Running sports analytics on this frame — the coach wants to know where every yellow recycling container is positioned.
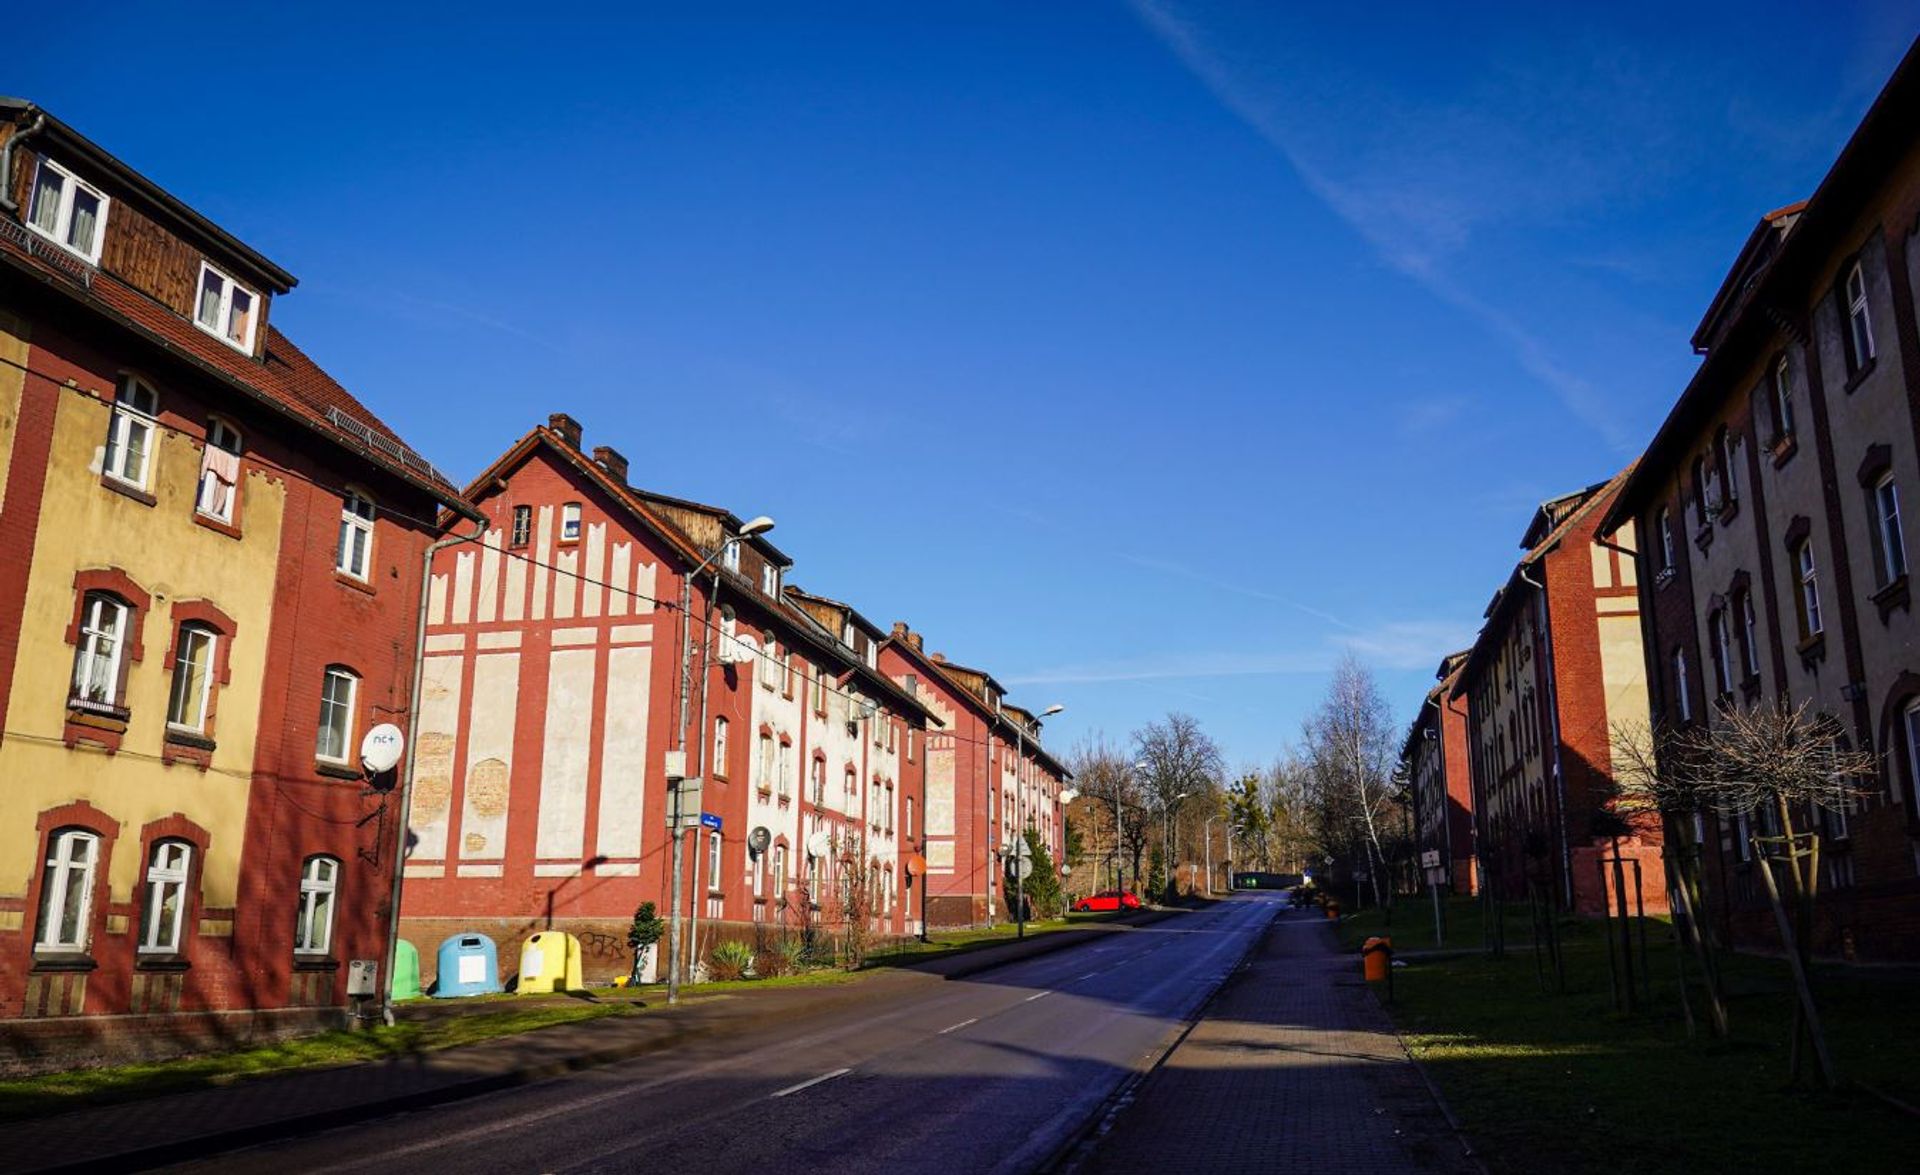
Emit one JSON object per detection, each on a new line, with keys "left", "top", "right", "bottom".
{"left": 517, "top": 931, "right": 583, "bottom": 994}
{"left": 1362, "top": 936, "right": 1393, "bottom": 982}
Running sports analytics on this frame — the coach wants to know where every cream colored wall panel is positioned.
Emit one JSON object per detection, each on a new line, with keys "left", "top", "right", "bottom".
{"left": 609, "top": 542, "right": 632, "bottom": 617}
{"left": 582, "top": 522, "right": 606, "bottom": 618}
{"left": 409, "top": 654, "right": 466, "bottom": 862}
{"left": 554, "top": 548, "right": 578, "bottom": 621}
{"left": 459, "top": 652, "right": 520, "bottom": 860}
{"left": 477, "top": 530, "right": 502, "bottom": 624}
{"left": 534, "top": 647, "right": 597, "bottom": 860}
{"left": 595, "top": 645, "right": 653, "bottom": 861}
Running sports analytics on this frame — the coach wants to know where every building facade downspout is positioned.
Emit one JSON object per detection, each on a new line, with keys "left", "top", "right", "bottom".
{"left": 1520, "top": 561, "right": 1576, "bottom": 910}
{"left": 383, "top": 507, "right": 487, "bottom": 1026}
{"left": 0, "top": 111, "right": 47, "bottom": 217}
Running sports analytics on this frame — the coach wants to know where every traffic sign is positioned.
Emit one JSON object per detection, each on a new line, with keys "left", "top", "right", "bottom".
{"left": 700, "top": 812, "right": 722, "bottom": 831}
{"left": 1420, "top": 849, "right": 1441, "bottom": 869}
{"left": 1009, "top": 839, "right": 1032, "bottom": 862}
{"left": 1006, "top": 856, "right": 1033, "bottom": 881}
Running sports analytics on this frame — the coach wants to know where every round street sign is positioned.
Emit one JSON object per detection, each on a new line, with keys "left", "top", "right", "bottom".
{"left": 1009, "top": 839, "right": 1032, "bottom": 862}
{"left": 361, "top": 723, "right": 405, "bottom": 775}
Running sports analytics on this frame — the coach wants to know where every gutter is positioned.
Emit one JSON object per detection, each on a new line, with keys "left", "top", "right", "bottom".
{"left": 0, "top": 109, "right": 46, "bottom": 216}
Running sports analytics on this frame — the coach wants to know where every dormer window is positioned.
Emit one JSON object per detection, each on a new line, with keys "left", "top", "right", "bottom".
{"left": 194, "top": 263, "right": 258, "bottom": 353}
{"left": 26, "top": 158, "right": 108, "bottom": 264}
{"left": 722, "top": 540, "right": 741, "bottom": 573}
{"left": 761, "top": 562, "right": 779, "bottom": 597}
{"left": 841, "top": 620, "right": 854, "bottom": 647}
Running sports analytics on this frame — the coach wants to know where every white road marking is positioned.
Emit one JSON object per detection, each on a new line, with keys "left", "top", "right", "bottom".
{"left": 938, "top": 1018, "right": 978, "bottom": 1034}
{"left": 770, "top": 1067, "right": 851, "bottom": 1098}
{"left": 1076, "top": 972, "right": 1100, "bottom": 981}
{"left": 1024, "top": 991, "right": 1050, "bottom": 1002}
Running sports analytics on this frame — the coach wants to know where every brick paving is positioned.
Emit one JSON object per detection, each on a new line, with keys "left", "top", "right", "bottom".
{"left": 1081, "top": 907, "right": 1480, "bottom": 1174}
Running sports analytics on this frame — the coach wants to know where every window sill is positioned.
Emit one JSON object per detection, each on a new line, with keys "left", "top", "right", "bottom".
{"left": 100, "top": 475, "right": 156, "bottom": 508}
{"left": 31, "top": 952, "right": 97, "bottom": 973}
{"left": 163, "top": 728, "right": 216, "bottom": 770}
{"left": 1844, "top": 357, "right": 1878, "bottom": 394}
{"left": 192, "top": 511, "right": 243, "bottom": 541}
{"left": 777, "top": 795, "right": 792, "bottom": 808}
{"left": 332, "top": 570, "right": 375, "bottom": 597}
{"left": 1716, "top": 499, "right": 1740, "bottom": 526}
{"left": 1771, "top": 434, "right": 1798, "bottom": 468}
{"left": 292, "top": 956, "right": 339, "bottom": 972}
{"left": 1797, "top": 632, "right": 1828, "bottom": 664}
{"left": 134, "top": 954, "right": 192, "bottom": 972}
{"left": 1740, "top": 674, "right": 1763, "bottom": 702}
{"left": 1694, "top": 525, "right": 1714, "bottom": 553}
{"left": 756, "top": 786, "right": 772, "bottom": 801}
{"left": 165, "top": 727, "right": 217, "bottom": 751}
{"left": 65, "top": 704, "right": 128, "bottom": 753}
{"left": 314, "top": 760, "right": 362, "bottom": 781}
{"left": 1872, "top": 574, "right": 1910, "bottom": 622}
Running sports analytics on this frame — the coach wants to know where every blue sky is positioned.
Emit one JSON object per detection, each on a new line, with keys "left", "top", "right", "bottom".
{"left": 28, "top": 2, "right": 1917, "bottom": 767}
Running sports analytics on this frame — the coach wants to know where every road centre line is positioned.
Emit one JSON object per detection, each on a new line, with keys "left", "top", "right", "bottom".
{"left": 1025, "top": 991, "right": 1050, "bottom": 1002}
{"left": 938, "top": 1018, "right": 978, "bottom": 1034}
{"left": 770, "top": 1068, "right": 852, "bottom": 1098}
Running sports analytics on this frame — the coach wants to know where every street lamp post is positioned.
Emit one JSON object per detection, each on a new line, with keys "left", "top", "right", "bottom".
{"left": 1013, "top": 704, "right": 1063, "bottom": 939}
{"left": 1204, "top": 813, "right": 1220, "bottom": 895}
{"left": 1162, "top": 789, "right": 1189, "bottom": 901}
{"left": 668, "top": 515, "right": 773, "bottom": 1006}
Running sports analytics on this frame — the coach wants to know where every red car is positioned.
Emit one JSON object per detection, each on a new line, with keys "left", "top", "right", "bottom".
{"left": 1072, "top": 890, "right": 1143, "bottom": 913}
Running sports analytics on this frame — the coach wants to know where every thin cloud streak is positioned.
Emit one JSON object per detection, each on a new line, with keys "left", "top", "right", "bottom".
{"left": 1129, "top": 0, "right": 1638, "bottom": 452}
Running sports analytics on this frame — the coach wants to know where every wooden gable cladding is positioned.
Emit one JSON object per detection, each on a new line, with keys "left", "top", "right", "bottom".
{"left": 9, "top": 141, "right": 270, "bottom": 359}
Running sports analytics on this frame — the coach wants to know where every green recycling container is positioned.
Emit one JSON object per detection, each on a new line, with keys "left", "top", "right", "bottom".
{"left": 391, "top": 939, "right": 422, "bottom": 1000}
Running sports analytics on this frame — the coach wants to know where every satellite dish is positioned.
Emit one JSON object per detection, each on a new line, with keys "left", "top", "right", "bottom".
{"left": 806, "top": 831, "right": 832, "bottom": 860}
{"left": 748, "top": 826, "right": 772, "bottom": 856}
{"left": 361, "top": 723, "right": 405, "bottom": 775}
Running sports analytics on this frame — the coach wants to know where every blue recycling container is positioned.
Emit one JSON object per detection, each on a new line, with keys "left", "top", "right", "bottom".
{"left": 434, "top": 932, "right": 502, "bottom": 997}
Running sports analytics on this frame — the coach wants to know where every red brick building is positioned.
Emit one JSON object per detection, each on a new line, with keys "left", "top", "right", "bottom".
{"left": 1601, "top": 40, "right": 1920, "bottom": 962}
{"left": 881, "top": 626, "right": 1070, "bottom": 927}
{"left": 1452, "top": 470, "right": 1667, "bottom": 915}
{"left": 395, "top": 417, "right": 934, "bottom": 986}
{"left": 1403, "top": 651, "right": 1477, "bottom": 895}
{"left": 0, "top": 101, "right": 475, "bottom": 1070}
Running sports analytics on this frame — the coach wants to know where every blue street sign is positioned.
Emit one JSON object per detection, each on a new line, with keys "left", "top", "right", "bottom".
{"left": 700, "top": 812, "right": 722, "bottom": 831}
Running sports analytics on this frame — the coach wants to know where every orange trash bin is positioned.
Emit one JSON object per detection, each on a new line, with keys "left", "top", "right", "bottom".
{"left": 1362, "top": 936, "right": 1393, "bottom": 981}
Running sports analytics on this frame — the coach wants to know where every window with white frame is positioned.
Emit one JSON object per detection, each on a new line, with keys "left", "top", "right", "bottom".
{"left": 294, "top": 855, "right": 338, "bottom": 954}
{"left": 561, "top": 502, "right": 582, "bottom": 542}
{"left": 26, "top": 158, "right": 108, "bottom": 264}
{"left": 1772, "top": 355, "right": 1795, "bottom": 438}
{"left": 773, "top": 844, "right": 788, "bottom": 897}
{"left": 1711, "top": 608, "right": 1733, "bottom": 696}
{"left": 36, "top": 828, "right": 100, "bottom": 952}
{"left": 810, "top": 663, "right": 826, "bottom": 713}
{"left": 782, "top": 650, "right": 794, "bottom": 695}
{"left": 336, "top": 491, "right": 375, "bottom": 580}
{"left": 722, "top": 539, "right": 740, "bottom": 573}
{"left": 71, "top": 591, "right": 130, "bottom": 708}
{"left": 1673, "top": 647, "right": 1692, "bottom": 722}
{"left": 776, "top": 739, "right": 792, "bottom": 797}
{"left": 870, "top": 779, "right": 882, "bottom": 826}
{"left": 1874, "top": 472, "right": 1907, "bottom": 584}
{"left": 811, "top": 757, "right": 825, "bottom": 804}
{"left": 758, "top": 732, "right": 775, "bottom": 789}
{"left": 713, "top": 716, "right": 729, "bottom": 775}
{"left": 166, "top": 622, "right": 218, "bottom": 732}
{"left": 194, "top": 262, "right": 258, "bottom": 353}
{"left": 760, "top": 635, "right": 779, "bottom": 688}
{"left": 1739, "top": 590, "right": 1760, "bottom": 679}
{"left": 315, "top": 667, "right": 358, "bottom": 763}
{"left": 105, "top": 377, "right": 159, "bottom": 491}
{"left": 1796, "top": 541, "right": 1823, "bottom": 638}
{"left": 140, "top": 840, "right": 192, "bottom": 954}
{"left": 195, "top": 418, "right": 243, "bottom": 522}
{"left": 761, "top": 562, "right": 779, "bottom": 597}
{"left": 1844, "top": 261, "right": 1875, "bottom": 372}
{"left": 905, "top": 796, "right": 915, "bottom": 839}
{"left": 707, "top": 831, "right": 723, "bottom": 890}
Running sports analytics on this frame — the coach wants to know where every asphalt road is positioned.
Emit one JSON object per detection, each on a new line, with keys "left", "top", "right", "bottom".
{"left": 168, "top": 892, "right": 1281, "bottom": 1175}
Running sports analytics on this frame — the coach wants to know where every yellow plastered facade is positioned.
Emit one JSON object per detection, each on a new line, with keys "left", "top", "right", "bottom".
{"left": 0, "top": 379, "right": 285, "bottom": 920}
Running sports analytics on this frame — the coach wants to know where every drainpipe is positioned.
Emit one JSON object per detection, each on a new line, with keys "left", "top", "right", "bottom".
{"left": 1, "top": 111, "right": 48, "bottom": 217}
{"left": 1519, "top": 561, "right": 1576, "bottom": 910}
{"left": 383, "top": 507, "right": 488, "bottom": 1026}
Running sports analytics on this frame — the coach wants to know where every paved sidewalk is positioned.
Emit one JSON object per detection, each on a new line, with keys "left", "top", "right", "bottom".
{"left": 1079, "top": 907, "right": 1480, "bottom": 1175}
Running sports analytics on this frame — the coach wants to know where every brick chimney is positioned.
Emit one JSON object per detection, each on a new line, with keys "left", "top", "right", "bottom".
{"left": 592, "top": 445, "right": 629, "bottom": 484}
{"left": 930, "top": 652, "right": 946, "bottom": 664}
{"left": 547, "top": 413, "right": 583, "bottom": 449}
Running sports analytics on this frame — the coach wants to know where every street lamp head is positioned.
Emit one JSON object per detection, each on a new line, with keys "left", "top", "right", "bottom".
{"left": 1133, "top": 760, "right": 1150, "bottom": 772}
{"left": 1040, "top": 703, "right": 1065, "bottom": 717}
{"left": 738, "top": 515, "right": 776, "bottom": 537}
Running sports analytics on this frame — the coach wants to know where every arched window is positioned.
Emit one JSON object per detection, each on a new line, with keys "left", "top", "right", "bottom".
{"left": 712, "top": 716, "right": 729, "bottom": 776}
{"left": 140, "top": 840, "right": 193, "bottom": 954}
{"left": 315, "top": 666, "right": 359, "bottom": 764}
{"left": 166, "top": 622, "right": 219, "bottom": 732}
{"left": 336, "top": 490, "right": 376, "bottom": 580}
{"left": 71, "top": 591, "right": 131, "bottom": 709}
{"left": 37, "top": 828, "right": 100, "bottom": 952}
{"left": 1843, "top": 261, "right": 1875, "bottom": 372}
{"left": 1795, "top": 541, "right": 1823, "bottom": 638}
{"left": 295, "top": 855, "right": 339, "bottom": 955}
{"left": 195, "top": 418, "right": 243, "bottom": 521}
{"left": 105, "top": 377, "right": 158, "bottom": 490}
{"left": 1771, "top": 355, "right": 1795, "bottom": 439}
{"left": 772, "top": 844, "right": 788, "bottom": 897}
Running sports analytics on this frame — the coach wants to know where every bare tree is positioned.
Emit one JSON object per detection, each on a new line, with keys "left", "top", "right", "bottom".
{"left": 1301, "top": 654, "right": 1400, "bottom": 908}
{"left": 1263, "top": 752, "right": 1314, "bottom": 874}
{"left": 1133, "top": 714, "right": 1226, "bottom": 899}
{"left": 1068, "top": 734, "right": 1147, "bottom": 892}
{"left": 831, "top": 829, "right": 877, "bottom": 971}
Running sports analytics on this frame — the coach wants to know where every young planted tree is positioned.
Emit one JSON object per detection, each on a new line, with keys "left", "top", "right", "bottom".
{"left": 1021, "top": 827, "right": 1063, "bottom": 918}
{"left": 832, "top": 830, "right": 878, "bottom": 971}
{"left": 1682, "top": 700, "right": 1873, "bottom": 1086}
{"left": 627, "top": 901, "right": 665, "bottom": 984}
{"left": 1611, "top": 718, "right": 1728, "bottom": 1036}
